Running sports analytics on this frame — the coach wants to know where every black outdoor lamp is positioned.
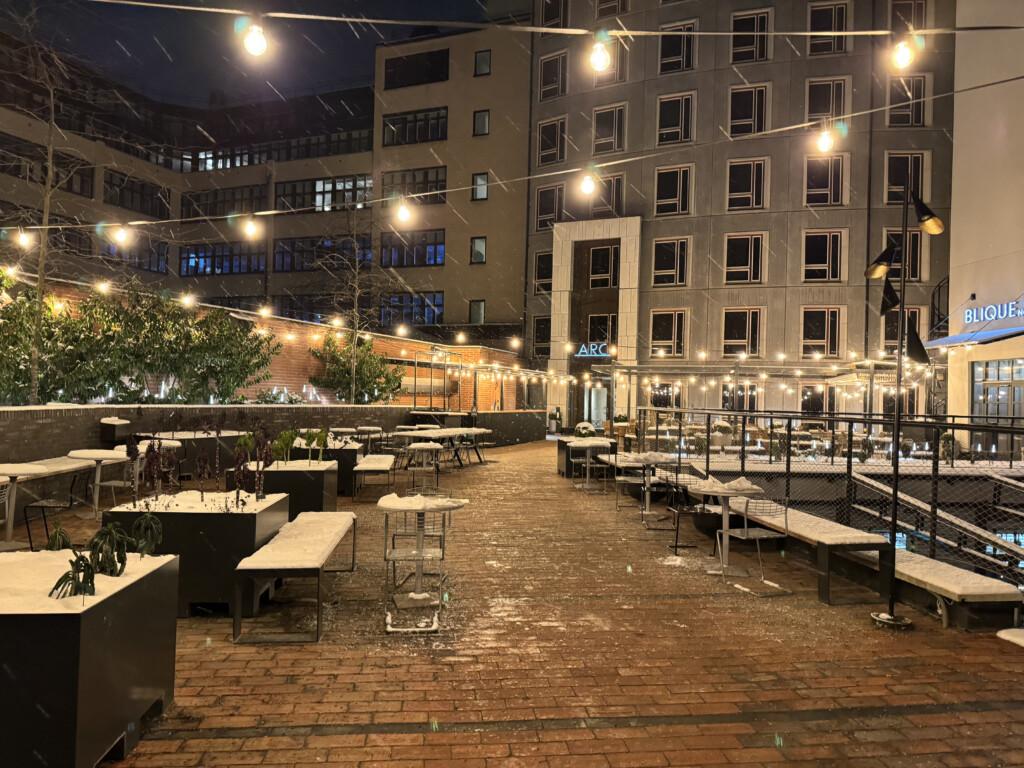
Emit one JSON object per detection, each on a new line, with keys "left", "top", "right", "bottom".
{"left": 863, "top": 173, "right": 946, "bottom": 630}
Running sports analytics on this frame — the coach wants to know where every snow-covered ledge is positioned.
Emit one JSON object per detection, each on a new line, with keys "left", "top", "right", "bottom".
{"left": 110, "top": 491, "right": 287, "bottom": 514}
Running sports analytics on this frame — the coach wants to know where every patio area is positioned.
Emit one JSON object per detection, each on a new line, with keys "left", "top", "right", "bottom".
{"left": 26, "top": 439, "right": 1024, "bottom": 767}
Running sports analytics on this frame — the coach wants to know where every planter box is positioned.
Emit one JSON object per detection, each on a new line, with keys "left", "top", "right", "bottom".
{"left": 99, "top": 419, "right": 132, "bottom": 447}
{"left": 225, "top": 460, "right": 338, "bottom": 520}
{"left": 292, "top": 446, "right": 361, "bottom": 496}
{"left": 104, "top": 491, "right": 288, "bottom": 617}
{"left": 557, "top": 437, "right": 616, "bottom": 477}
{"left": 0, "top": 551, "right": 178, "bottom": 768}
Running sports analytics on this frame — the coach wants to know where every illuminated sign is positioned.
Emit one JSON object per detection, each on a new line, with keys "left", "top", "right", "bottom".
{"left": 574, "top": 342, "right": 610, "bottom": 358}
{"left": 964, "top": 301, "right": 1024, "bottom": 326}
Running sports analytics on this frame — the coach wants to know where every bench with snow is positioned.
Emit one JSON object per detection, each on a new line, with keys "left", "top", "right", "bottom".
{"left": 844, "top": 548, "right": 1023, "bottom": 631}
{"left": 353, "top": 454, "right": 395, "bottom": 498}
{"left": 734, "top": 498, "right": 892, "bottom": 605}
{"left": 233, "top": 511, "right": 356, "bottom": 643}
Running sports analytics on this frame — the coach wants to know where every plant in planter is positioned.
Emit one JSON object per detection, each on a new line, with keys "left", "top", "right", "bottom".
{"left": 315, "top": 428, "right": 328, "bottom": 462}
{"left": 49, "top": 551, "right": 96, "bottom": 599}
{"left": 547, "top": 411, "right": 562, "bottom": 434}
{"left": 236, "top": 432, "right": 255, "bottom": 462}
{"left": 940, "top": 432, "right": 955, "bottom": 465}
{"left": 900, "top": 439, "right": 913, "bottom": 459}
{"left": 710, "top": 421, "right": 733, "bottom": 453}
{"left": 194, "top": 449, "right": 211, "bottom": 502}
{"left": 276, "top": 429, "right": 298, "bottom": 462}
{"left": 256, "top": 439, "right": 274, "bottom": 499}
{"left": 574, "top": 422, "right": 596, "bottom": 438}
{"left": 214, "top": 412, "right": 226, "bottom": 488}
{"left": 131, "top": 503, "right": 163, "bottom": 557}
{"left": 692, "top": 435, "right": 708, "bottom": 456}
{"left": 160, "top": 446, "right": 179, "bottom": 491}
{"left": 613, "top": 414, "right": 629, "bottom": 423}
{"left": 232, "top": 445, "right": 251, "bottom": 509}
{"left": 143, "top": 441, "right": 160, "bottom": 499}
{"left": 45, "top": 519, "right": 72, "bottom": 551}
{"left": 87, "top": 522, "right": 130, "bottom": 577}
{"left": 125, "top": 435, "right": 140, "bottom": 508}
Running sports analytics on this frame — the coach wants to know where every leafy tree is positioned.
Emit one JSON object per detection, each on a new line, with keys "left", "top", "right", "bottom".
{"left": 310, "top": 335, "right": 405, "bottom": 404}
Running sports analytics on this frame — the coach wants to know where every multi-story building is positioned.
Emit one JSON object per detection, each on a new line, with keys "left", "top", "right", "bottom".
{"left": 525, "top": 0, "right": 955, "bottom": 425}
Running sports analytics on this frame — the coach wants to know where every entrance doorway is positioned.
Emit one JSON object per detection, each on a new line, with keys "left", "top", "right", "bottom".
{"left": 584, "top": 385, "right": 608, "bottom": 426}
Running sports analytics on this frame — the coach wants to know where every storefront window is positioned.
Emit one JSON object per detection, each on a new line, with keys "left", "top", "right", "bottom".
{"left": 971, "top": 360, "right": 1024, "bottom": 418}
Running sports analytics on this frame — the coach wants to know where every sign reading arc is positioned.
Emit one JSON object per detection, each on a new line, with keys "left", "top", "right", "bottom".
{"left": 574, "top": 342, "right": 610, "bottom": 358}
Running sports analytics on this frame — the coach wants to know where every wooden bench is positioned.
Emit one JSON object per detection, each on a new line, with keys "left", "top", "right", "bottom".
{"left": 734, "top": 498, "right": 891, "bottom": 605}
{"left": 233, "top": 511, "right": 356, "bottom": 643}
{"left": 353, "top": 455, "right": 395, "bottom": 498}
{"left": 845, "top": 548, "right": 1023, "bottom": 630}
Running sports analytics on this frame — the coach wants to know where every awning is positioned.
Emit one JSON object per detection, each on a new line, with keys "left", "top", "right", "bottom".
{"left": 923, "top": 326, "right": 1024, "bottom": 349}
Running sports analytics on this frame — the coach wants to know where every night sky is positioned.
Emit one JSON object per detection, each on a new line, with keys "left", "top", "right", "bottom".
{"left": 23, "top": 0, "right": 490, "bottom": 105}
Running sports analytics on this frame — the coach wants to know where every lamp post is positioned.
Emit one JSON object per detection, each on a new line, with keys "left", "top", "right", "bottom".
{"left": 863, "top": 162, "right": 944, "bottom": 630}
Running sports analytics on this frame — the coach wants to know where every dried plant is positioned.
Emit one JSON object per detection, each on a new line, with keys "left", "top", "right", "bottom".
{"left": 131, "top": 504, "right": 162, "bottom": 557}
{"left": 125, "top": 435, "right": 140, "bottom": 508}
{"left": 233, "top": 445, "right": 251, "bottom": 508}
{"left": 194, "top": 448, "right": 211, "bottom": 501}
{"left": 87, "top": 522, "right": 130, "bottom": 577}
{"left": 143, "top": 441, "right": 160, "bottom": 498}
{"left": 45, "top": 518, "right": 71, "bottom": 551}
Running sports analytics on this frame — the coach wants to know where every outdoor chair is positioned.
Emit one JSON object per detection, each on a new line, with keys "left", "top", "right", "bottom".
{"left": 614, "top": 466, "right": 644, "bottom": 512}
{"left": 94, "top": 457, "right": 142, "bottom": 507}
{"left": 384, "top": 508, "right": 447, "bottom": 589}
{"left": 23, "top": 468, "right": 92, "bottom": 551}
{"left": 715, "top": 497, "right": 791, "bottom": 597}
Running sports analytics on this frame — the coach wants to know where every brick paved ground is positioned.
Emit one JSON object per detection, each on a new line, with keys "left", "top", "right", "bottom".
{"left": 20, "top": 440, "right": 1024, "bottom": 767}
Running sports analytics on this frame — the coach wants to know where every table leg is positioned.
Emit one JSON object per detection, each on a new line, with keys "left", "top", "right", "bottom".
{"left": 706, "top": 494, "right": 748, "bottom": 577}
{"left": 93, "top": 461, "right": 103, "bottom": 520}
{"left": 1, "top": 478, "right": 22, "bottom": 550}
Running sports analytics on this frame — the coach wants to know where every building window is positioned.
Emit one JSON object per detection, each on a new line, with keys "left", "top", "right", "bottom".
{"left": 809, "top": 2, "right": 848, "bottom": 55}
{"left": 724, "top": 384, "right": 759, "bottom": 412}
{"left": 541, "top": 0, "right": 568, "bottom": 28}
{"left": 802, "top": 307, "right": 842, "bottom": 357}
{"left": 380, "top": 229, "right": 446, "bottom": 268}
{"left": 469, "top": 300, "right": 486, "bottom": 324}
{"left": 275, "top": 175, "right": 372, "bottom": 212}
{"left": 102, "top": 241, "right": 168, "bottom": 273}
{"left": 589, "top": 313, "right": 618, "bottom": 343}
{"left": 382, "top": 107, "right": 448, "bottom": 146}
{"left": 885, "top": 229, "right": 923, "bottom": 281}
{"left": 538, "top": 117, "right": 567, "bottom": 165}
{"left": 473, "top": 110, "right": 490, "bottom": 136}
{"left": 589, "top": 244, "right": 619, "bottom": 288}
{"left": 807, "top": 78, "right": 846, "bottom": 122}
{"left": 725, "top": 234, "right": 763, "bottom": 283}
{"left": 534, "top": 315, "right": 551, "bottom": 358}
{"left": 888, "top": 75, "right": 928, "bottom": 127}
{"left": 803, "top": 231, "right": 843, "bottom": 282}
{"left": 539, "top": 51, "right": 567, "bottom": 100}
{"left": 535, "top": 252, "right": 553, "bottom": 293}
{"left": 891, "top": 0, "right": 927, "bottom": 35}
{"left": 274, "top": 235, "right": 370, "bottom": 273}
{"left": 886, "top": 151, "right": 926, "bottom": 204}
{"left": 884, "top": 307, "right": 922, "bottom": 355}
{"left": 655, "top": 165, "right": 691, "bottom": 217}
{"left": 805, "top": 155, "right": 844, "bottom": 206}
{"left": 727, "top": 158, "right": 767, "bottom": 211}
{"left": 185, "top": 184, "right": 266, "bottom": 218}
{"left": 590, "top": 174, "right": 624, "bottom": 218}
{"left": 723, "top": 309, "right": 761, "bottom": 357}
{"left": 660, "top": 21, "right": 696, "bottom": 73}
{"left": 102, "top": 171, "right": 170, "bottom": 218}
{"left": 651, "top": 310, "right": 687, "bottom": 357}
{"left": 800, "top": 384, "right": 834, "bottom": 414}
{"left": 593, "top": 104, "right": 625, "bottom": 154}
{"left": 380, "top": 166, "right": 446, "bottom": 205}
{"left": 729, "top": 85, "right": 768, "bottom": 137}
{"left": 381, "top": 292, "right": 444, "bottom": 326}
{"left": 470, "top": 236, "right": 487, "bottom": 264}
{"left": 180, "top": 242, "right": 266, "bottom": 276}
{"left": 474, "top": 49, "right": 491, "bottom": 76}
{"left": 653, "top": 238, "right": 688, "bottom": 286}
{"left": 596, "top": 0, "right": 626, "bottom": 18}
{"left": 657, "top": 92, "right": 693, "bottom": 145}
{"left": 594, "top": 40, "right": 626, "bottom": 86}
{"left": 731, "top": 9, "right": 770, "bottom": 63}
{"left": 383, "top": 49, "right": 449, "bottom": 89}
{"left": 471, "top": 172, "right": 489, "bottom": 201}
{"left": 536, "top": 184, "right": 564, "bottom": 230}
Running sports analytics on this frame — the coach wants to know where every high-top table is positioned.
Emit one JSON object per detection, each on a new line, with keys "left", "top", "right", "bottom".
{"left": 0, "top": 464, "right": 48, "bottom": 551}
{"left": 407, "top": 442, "right": 443, "bottom": 488}
{"left": 567, "top": 437, "right": 615, "bottom": 492}
{"left": 68, "top": 448, "right": 129, "bottom": 520}
{"left": 690, "top": 479, "right": 763, "bottom": 578}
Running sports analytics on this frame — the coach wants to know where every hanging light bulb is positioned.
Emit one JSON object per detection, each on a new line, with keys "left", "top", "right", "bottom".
{"left": 580, "top": 174, "right": 596, "bottom": 195}
{"left": 816, "top": 128, "right": 834, "bottom": 153}
{"left": 244, "top": 22, "right": 268, "bottom": 57}
{"left": 892, "top": 39, "right": 914, "bottom": 70}
{"left": 590, "top": 41, "right": 611, "bottom": 72}
{"left": 243, "top": 218, "right": 260, "bottom": 239}
{"left": 113, "top": 226, "right": 130, "bottom": 244}
{"left": 16, "top": 230, "right": 33, "bottom": 249}
{"left": 396, "top": 202, "right": 412, "bottom": 222}
{"left": 457, "top": 332, "right": 466, "bottom": 343}
{"left": 397, "top": 325, "right": 408, "bottom": 336}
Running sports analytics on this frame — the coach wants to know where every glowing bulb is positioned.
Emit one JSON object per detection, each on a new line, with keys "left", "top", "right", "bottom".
{"left": 113, "top": 227, "right": 130, "bottom": 244}
{"left": 97, "top": 282, "right": 109, "bottom": 293}
{"left": 609, "top": 345, "right": 617, "bottom": 356}
{"left": 286, "top": 333, "right": 295, "bottom": 341}
{"left": 590, "top": 41, "right": 611, "bottom": 72}
{"left": 580, "top": 175, "right": 596, "bottom": 195}
{"left": 331, "top": 317, "right": 342, "bottom": 327}
{"left": 397, "top": 325, "right": 408, "bottom": 336}
{"left": 457, "top": 332, "right": 466, "bottom": 343}
{"left": 564, "top": 342, "right": 573, "bottom": 352}
{"left": 180, "top": 294, "right": 194, "bottom": 306}
{"left": 259, "top": 307, "right": 270, "bottom": 317}
{"left": 816, "top": 129, "right": 834, "bottom": 153}
{"left": 511, "top": 337, "right": 521, "bottom": 349}
{"left": 244, "top": 23, "right": 268, "bottom": 57}
{"left": 52, "top": 300, "right": 64, "bottom": 312}
{"left": 3, "top": 265, "right": 15, "bottom": 277}
{"left": 892, "top": 39, "right": 914, "bottom": 70}
{"left": 243, "top": 218, "right": 259, "bottom": 238}
{"left": 396, "top": 203, "right": 411, "bottom": 222}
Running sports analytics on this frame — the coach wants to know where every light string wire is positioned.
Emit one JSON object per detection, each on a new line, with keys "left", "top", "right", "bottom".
{"left": 86, "top": 0, "right": 1024, "bottom": 39}
{"left": 7, "top": 69, "right": 1024, "bottom": 237}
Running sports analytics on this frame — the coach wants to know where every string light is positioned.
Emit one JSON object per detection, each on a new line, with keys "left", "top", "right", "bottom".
{"left": 816, "top": 128, "right": 834, "bottom": 153}
{"left": 892, "top": 39, "right": 915, "bottom": 69}
{"left": 97, "top": 282, "right": 109, "bottom": 293}
{"left": 259, "top": 307, "right": 270, "bottom": 317}
{"left": 243, "top": 21, "right": 268, "bottom": 57}
{"left": 580, "top": 174, "right": 596, "bottom": 195}
{"left": 456, "top": 332, "right": 466, "bottom": 343}
{"left": 17, "top": 231, "right": 33, "bottom": 249}
{"left": 180, "top": 294, "right": 194, "bottom": 306}
{"left": 112, "top": 226, "right": 131, "bottom": 244}
{"left": 397, "top": 325, "right": 408, "bottom": 336}
{"left": 243, "top": 218, "right": 260, "bottom": 238}
{"left": 589, "top": 41, "right": 611, "bottom": 72}
{"left": 396, "top": 202, "right": 412, "bottom": 222}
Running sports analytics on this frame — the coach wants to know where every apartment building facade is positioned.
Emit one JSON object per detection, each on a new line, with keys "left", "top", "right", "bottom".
{"left": 525, "top": 0, "right": 955, "bottom": 424}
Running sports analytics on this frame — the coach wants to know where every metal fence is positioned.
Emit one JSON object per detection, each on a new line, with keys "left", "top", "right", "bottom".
{"left": 633, "top": 407, "right": 1024, "bottom": 587}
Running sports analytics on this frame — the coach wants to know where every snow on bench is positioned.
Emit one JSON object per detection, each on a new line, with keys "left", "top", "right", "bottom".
{"left": 233, "top": 511, "right": 357, "bottom": 643}
{"left": 355, "top": 455, "right": 395, "bottom": 472}
{"left": 735, "top": 498, "right": 886, "bottom": 546}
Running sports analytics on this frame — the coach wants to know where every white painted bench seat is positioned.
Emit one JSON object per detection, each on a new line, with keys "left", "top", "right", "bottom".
{"left": 352, "top": 454, "right": 395, "bottom": 497}
{"left": 736, "top": 499, "right": 887, "bottom": 547}
{"left": 233, "top": 511, "right": 357, "bottom": 643}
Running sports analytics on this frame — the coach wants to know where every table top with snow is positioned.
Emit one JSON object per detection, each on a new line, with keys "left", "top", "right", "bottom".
{"left": 0, "top": 463, "right": 50, "bottom": 477}
{"left": 408, "top": 442, "right": 444, "bottom": 451}
{"left": 243, "top": 460, "right": 338, "bottom": 473}
{"left": 236, "top": 512, "right": 356, "bottom": 571}
{"left": 292, "top": 436, "right": 362, "bottom": 451}
{"left": 110, "top": 491, "right": 287, "bottom": 514}
{"left": 393, "top": 427, "right": 491, "bottom": 440}
{"left": 377, "top": 493, "right": 468, "bottom": 512}
{"left": 598, "top": 452, "right": 684, "bottom": 467}
{"left": 329, "top": 428, "right": 357, "bottom": 434}
{"left": 567, "top": 437, "right": 615, "bottom": 448}
{"left": 356, "top": 455, "right": 395, "bottom": 471}
{"left": 100, "top": 417, "right": 131, "bottom": 425}
{"left": 0, "top": 551, "right": 177, "bottom": 614}
{"left": 68, "top": 449, "right": 129, "bottom": 463}
{"left": 147, "top": 430, "right": 244, "bottom": 439}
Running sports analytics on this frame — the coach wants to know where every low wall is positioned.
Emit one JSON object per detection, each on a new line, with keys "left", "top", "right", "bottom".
{"left": 0, "top": 405, "right": 546, "bottom": 525}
